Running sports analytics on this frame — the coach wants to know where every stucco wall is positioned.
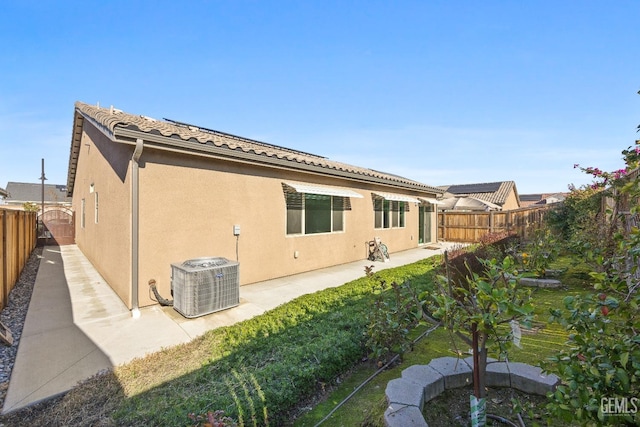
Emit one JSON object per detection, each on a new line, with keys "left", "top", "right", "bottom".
{"left": 502, "top": 190, "right": 521, "bottom": 211}
{"left": 73, "top": 121, "right": 439, "bottom": 309}
{"left": 72, "top": 124, "right": 133, "bottom": 307}
{"left": 135, "top": 148, "right": 437, "bottom": 307}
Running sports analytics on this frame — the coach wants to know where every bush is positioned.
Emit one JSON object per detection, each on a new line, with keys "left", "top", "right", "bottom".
{"left": 365, "top": 279, "right": 421, "bottom": 363}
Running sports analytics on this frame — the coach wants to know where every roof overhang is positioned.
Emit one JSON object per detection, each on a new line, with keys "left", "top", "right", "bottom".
{"left": 372, "top": 192, "right": 421, "bottom": 203}
{"left": 418, "top": 197, "right": 444, "bottom": 205}
{"left": 283, "top": 182, "right": 364, "bottom": 198}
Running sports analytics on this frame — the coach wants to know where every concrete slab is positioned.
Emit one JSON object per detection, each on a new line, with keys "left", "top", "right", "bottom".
{"left": 400, "top": 364, "right": 444, "bottom": 403}
{"left": 485, "top": 361, "right": 512, "bottom": 388}
{"left": 508, "top": 362, "right": 559, "bottom": 395}
{"left": 384, "top": 403, "right": 429, "bottom": 427}
{"left": 520, "top": 277, "right": 562, "bottom": 289}
{"left": 3, "top": 242, "right": 455, "bottom": 414}
{"left": 386, "top": 378, "right": 425, "bottom": 410}
{"left": 427, "top": 357, "right": 472, "bottom": 389}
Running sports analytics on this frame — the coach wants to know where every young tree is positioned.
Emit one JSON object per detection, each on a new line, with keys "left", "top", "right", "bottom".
{"left": 423, "top": 253, "right": 534, "bottom": 425}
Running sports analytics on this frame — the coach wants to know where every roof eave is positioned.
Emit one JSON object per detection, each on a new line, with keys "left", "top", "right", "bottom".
{"left": 113, "top": 126, "right": 444, "bottom": 194}
{"left": 67, "top": 107, "right": 121, "bottom": 197}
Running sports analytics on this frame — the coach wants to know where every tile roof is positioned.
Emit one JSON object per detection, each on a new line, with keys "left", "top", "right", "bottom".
{"left": 70, "top": 102, "right": 443, "bottom": 194}
{"left": 5, "top": 182, "right": 72, "bottom": 203}
{"left": 519, "top": 194, "right": 544, "bottom": 202}
{"left": 440, "top": 181, "right": 517, "bottom": 206}
{"left": 0, "top": 187, "right": 7, "bottom": 198}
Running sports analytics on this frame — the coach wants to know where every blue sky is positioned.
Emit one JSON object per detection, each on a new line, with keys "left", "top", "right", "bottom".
{"left": 1, "top": 1, "right": 638, "bottom": 195}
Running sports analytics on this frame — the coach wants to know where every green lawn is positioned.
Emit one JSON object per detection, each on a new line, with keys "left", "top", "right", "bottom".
{"left": 294, "top": 281, "right": 590, "bottom": 426}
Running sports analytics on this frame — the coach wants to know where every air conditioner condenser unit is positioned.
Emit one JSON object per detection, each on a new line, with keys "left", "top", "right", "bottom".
{"left": 171, "top": 257, "right": 240, "bottom": 318}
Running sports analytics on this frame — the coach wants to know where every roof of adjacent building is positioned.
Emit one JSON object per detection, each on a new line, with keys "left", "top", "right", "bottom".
{"left": 520, "top": 194, "right": 543, "bottom": 202}
{"left": 68, "top": 102, "right": 444, "bottom": 195}
{"left": 0, "top": 187, "right": 7, "bottom": 198}
{"left": 520, "top": 192, "right": 567, "bottom": 207}
{"left": 5, "top": 182, "right": 72, "bottom": 204}
{"left": 439, "top": 181, "right": 518, "bottom": 206}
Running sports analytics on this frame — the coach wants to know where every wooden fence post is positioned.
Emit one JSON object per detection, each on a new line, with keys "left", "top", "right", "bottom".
{"left": 1, "top": 211, "right": 6, "bottom": 310}
{"left": 489, "top": 211, "right": 494, "bottom": 234}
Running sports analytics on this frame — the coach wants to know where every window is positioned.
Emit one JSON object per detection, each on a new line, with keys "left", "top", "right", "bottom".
{"left": 286, "top": 193, "right": 345, "bottom": 235}
{"left": 81, "top": 198, "right": 86, "bottom": 228}
{"left": 94, "top": 192, "right": 99, "bottom": 224}
{"left": 374, "top": 198, "right": 406, "bottom": 229}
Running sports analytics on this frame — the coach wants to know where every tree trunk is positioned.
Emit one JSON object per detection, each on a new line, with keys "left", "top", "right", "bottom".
{"left": 477, "top": 330, "right": 488, "bottom": 399}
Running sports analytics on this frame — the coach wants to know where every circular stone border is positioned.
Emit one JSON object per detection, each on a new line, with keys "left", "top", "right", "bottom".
{"left": 384, "top": 356, "right": 560, "bottom": 427}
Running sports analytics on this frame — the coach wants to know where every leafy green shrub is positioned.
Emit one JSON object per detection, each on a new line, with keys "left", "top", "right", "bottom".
{"left": 543, "top": 141, "right": 640, "bottom": 425}
{"left": 365, "top": 279, "right": 421, "bottom": 363}
{"left": 519, "top": 228, "right": 559, "bottom": 277}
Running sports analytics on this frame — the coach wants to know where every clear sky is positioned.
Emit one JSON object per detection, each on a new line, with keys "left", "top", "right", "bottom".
{"left": 1, "top": 1, "right": 638, "bottom": 195}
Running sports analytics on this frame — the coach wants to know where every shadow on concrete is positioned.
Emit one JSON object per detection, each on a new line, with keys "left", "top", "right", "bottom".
{"left": 2, "top": 246, "right": 113, "bottom": 414}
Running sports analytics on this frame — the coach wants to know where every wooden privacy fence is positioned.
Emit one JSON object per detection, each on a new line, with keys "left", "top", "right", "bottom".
{"left": 1, "top": 209, "right": 37, "bottom": 310}
{"left": 437, "top": 205, "right": 555, "bottom": 243}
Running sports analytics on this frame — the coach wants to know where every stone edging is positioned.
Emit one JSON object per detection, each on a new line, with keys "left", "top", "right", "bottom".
{"left": 519, "top": 277, "right": 562, "bottom": 288}
{"left": 384, "top": 356, "right": 560, "bottom": 427}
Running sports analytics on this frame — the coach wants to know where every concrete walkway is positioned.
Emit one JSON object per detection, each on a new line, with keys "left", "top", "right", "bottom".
{"left": 2, "top": 242, "right": 453, "bottom": 414}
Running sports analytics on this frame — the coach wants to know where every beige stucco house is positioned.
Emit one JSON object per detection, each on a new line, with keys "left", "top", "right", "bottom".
{"left": 66, "top": 102, "right": 443, "bottom": 311}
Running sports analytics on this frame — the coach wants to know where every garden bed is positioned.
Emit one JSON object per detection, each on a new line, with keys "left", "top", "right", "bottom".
{"left": 423, "top": 386, "right": 551, "bottom": 427}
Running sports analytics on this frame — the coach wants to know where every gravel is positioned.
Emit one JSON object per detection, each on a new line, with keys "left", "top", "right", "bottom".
{"left": 0, "top": 247, "right": 42, "bottom": 410}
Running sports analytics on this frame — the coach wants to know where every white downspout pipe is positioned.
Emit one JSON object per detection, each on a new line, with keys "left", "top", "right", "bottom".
{"left": 131, "top": 138, "right": 144, "bottom": 318}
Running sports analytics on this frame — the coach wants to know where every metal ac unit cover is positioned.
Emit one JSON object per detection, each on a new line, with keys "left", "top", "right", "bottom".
{"left": 171, "top": 257, "right": 240, "bottom": 318}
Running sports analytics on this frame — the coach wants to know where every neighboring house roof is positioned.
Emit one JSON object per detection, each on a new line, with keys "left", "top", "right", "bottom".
{"left": 520, "top": 194, "right": 543, "bottom": 203}
{"left": 5, "top": 182, "right": 72, "bottom": 204}
{"left": 520, "top": 192, "right": 567, "bottom": 207}
{"left": 438, "top": 196, "right": 502, "bottom": 211}
{"left": 0, "top": 187, "right": 7, "bottom": 198}
{"left": 439, "top": 181, "right": 518, "bottom": 207}
{"left": 68, "top": 102, "right": 444, "bottom": 196}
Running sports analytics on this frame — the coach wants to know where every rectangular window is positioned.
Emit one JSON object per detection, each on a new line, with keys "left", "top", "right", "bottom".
{"left": 94, "top": 192, "right": 99, "bottom": 224}
{"left": 332, "top": 196, "right": 344, "bottom": 232}
{"left": 305, "top": 194, "right": 331, "bottom": 234}
{"left": 391, "top": 201, "right": 399, "bottom": 227}
{"left": 286, "top": 192, "right": 303, "bottom": 235}
{"left": 374, "top": 198, "right": 407, "bottom": 229}
{"left": 286, "top": 193, "right": 345, "bottom": 235}
{"left": 383, "top": 200, "right": 391, "bottom": 228}
{"left": 374, "top": 198, "right": 383, "bottom": 228}
{"left": 81, "top": 198, "right": 86, "bottom": 228}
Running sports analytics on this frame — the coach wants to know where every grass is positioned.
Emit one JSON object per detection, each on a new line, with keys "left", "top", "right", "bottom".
{"left": 0, "top": 253, "right": 593, "bottom": 427}
{"left": 293, "top": 259, "right": 593, "bottom": 426}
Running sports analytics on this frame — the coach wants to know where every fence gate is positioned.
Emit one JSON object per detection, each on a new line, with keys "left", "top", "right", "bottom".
{"left": 40, "top": 208, "right": 75, "bottom": 245}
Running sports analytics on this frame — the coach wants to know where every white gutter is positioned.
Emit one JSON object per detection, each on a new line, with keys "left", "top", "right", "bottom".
{"left": 131, "top": 138, "right": 144, "bottom": 318}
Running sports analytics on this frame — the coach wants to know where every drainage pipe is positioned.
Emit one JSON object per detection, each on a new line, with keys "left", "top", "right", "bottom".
{"left": 131, "top": 138, "right": 144, "bottom": 317}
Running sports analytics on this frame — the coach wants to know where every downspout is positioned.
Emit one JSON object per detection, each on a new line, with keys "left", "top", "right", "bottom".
{"left": 131, "top": 138, "right": 144, "bottom": 318}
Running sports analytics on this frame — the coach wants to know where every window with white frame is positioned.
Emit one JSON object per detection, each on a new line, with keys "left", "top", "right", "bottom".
{"left": 286, "top": 192, "right": 345, "bottom": 235}
{"left": 374, "top": 198, "right": 406, "bottom": 229}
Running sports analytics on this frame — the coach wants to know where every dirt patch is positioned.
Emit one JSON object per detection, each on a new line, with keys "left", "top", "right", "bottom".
{"left": 424, "top": 386, "right": 551, "bottom": 426}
